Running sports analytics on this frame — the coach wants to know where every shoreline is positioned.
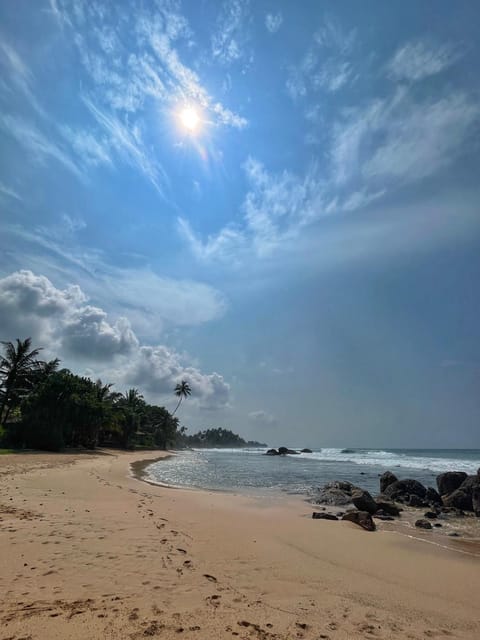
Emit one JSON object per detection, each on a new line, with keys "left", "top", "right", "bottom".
{"left": 1, "top": 450, "right": 480, "bottom": 639}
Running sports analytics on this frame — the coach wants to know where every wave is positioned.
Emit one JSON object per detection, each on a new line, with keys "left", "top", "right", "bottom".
{"left": 190, "top": 446, "right": 479, "bottom": 474}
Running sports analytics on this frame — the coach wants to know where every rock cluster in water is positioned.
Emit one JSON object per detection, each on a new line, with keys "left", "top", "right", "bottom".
{"left": 265, "top": 447, "right": 313, "bottom": 456}
{"left": 310, "top": 467, "right": 480, "bottom": 532}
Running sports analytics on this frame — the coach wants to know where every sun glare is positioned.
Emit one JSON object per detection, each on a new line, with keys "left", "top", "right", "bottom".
{"left": 179, "top": 106, "right": 201, "bottom": 133}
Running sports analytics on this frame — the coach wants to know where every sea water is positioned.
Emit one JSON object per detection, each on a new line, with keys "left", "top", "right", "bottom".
{"left": 144, "top": 448, "right": 480, "bottom": 497}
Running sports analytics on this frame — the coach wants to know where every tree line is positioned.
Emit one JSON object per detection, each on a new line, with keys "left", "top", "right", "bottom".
{"left": 0, "top": 338, "right": 190, "bottom": 452}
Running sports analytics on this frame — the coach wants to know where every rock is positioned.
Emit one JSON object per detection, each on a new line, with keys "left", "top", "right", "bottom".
{"left": 415, "top": 519, "right": 433, "bottom": 530}
{"left": 374, "top": 514, "right": 395, "bottom": 521}
{"left": 375, "top": 501, "right": 401, "bottom": 516}
{"left": 424, "top": 511, "right": 438, "bottom": 519}
{"left": 379, "top": 471, "right": 398, "bottom": 494}
{"left": 436, "top": 472, "right": 467, "bottom": 496}
{"left": 265, "top": 449, "right": 279, "bottom": 456}
{"left": 425, "top": 487, "right": 443, "bottom": 506}
{"left": 433, "top": 523, "right": 443, "bottom": 528}
{"left": 301, "top": 448, "right": 312, "bottom": 453}
{"left": 342, "top": 511, "right": 376, "bottom": 531}
{"left": 442, "top": 489, "right": 472, "bottom": 512}
{"left": 408, "top": 495, "right": 427, "bottom": 508}
{"left": 312, "top": 512, "right": 338, "bottom": 520}
{"left": 311, "top": 481, "right": 360, "bottom": 507}
{"left": 448, "top": 532, "right": 460, "bottom": 537}
{"left": 472, "top": 485, "right": 480, "bottom": 517}
{"left": 351, "top": 489, "right": 378, "bottom": 515}
{"left": 384, "top": 479, "right": 427, "bottom": 501}
{"left": 278, "top": 447, "right": 299, "bottom": 455}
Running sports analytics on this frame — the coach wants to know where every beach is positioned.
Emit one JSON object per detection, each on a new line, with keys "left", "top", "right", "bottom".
{"left": 1, "top": 450, "right": 479, "bottom": 640}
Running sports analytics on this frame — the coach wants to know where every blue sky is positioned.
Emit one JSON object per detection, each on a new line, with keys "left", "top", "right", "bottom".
{"left": 1, "top": 0, "right": 479, "bottom": 447}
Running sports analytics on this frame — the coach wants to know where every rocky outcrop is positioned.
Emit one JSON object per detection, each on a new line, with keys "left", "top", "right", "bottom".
{"left": 342, "top": 511, "right": 376, "bottom": 531}
{"left": 312, "top": 512, "right": 338, "bottom": 520}
{"left": 379, "top": 471, "right": 398, "bottom": 494}
{"left": 351, "top": 489, "right": 378, "bottom": 515}
{"left": 436, "top": 472, "right": 467, "bottom": 496}
{"left": 440, "top": 475, "right": 480, "bottom": 513}
{"left": 415, "top": 519, "right": 433, "bottom": 530}
{"left": 383, "top": 479, "right": 427, "bottom": 502}
{"left": 311, "top": 481, "right": 361, "bottom": 507}
{"left": 301, "top": 448, "right": 313, "bottom": 453}
{"left": 425, "top": 487, "right": 443, "bottom": 506}
{"left": 472, "top": 485, "right": 480, "bottom": 517}
{"left": 375, "top": 501, "right": 401, "bottom": 516}
{"left": 278, "top": 447, "right": 300, "bottom": 455}
{"left": 265, "top": 449, "right": 280, "bottom": 456}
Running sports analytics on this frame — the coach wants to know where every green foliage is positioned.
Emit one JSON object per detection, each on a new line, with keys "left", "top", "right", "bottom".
{"left": 182, "top": 427, "right": 267, "bottom": 449}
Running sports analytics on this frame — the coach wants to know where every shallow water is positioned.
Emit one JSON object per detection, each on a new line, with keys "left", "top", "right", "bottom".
{"left": 144, "top": 447, "right": 480, "bottom": 497}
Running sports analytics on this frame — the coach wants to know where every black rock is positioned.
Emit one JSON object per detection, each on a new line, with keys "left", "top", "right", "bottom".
{"left": 265, "top": 448, "right": 279, "bottom": 456}
{"left": 448, "top": 532, "right": 460, "bottom": 537}
{"left": 351, "top": 489, "right": 378, "bottom": 515}
{"left": 278, "top": 446, "right": 300, "bottom": 455}
{"left": 472, "top": 485, "right": 480, "bottom": 517}
{"left": 374, "top": 514, "right": 395, "bottom": 521}
{"left": 433, "top": 523, "right": 443, "bottom": 528}
{"left": 436, "top": 472, "right": 467, "bottom": 496}
{"left": 425, "top": 487, "right": 443, "bottom": 506}
{"left": 311, "top": 481, "right": 361, "bottom": 507}
{"left": 379, "top": 471, "right": 398, "bottom": 494}
{"left": 442, "top": 489, "right": 472, "bottom": 512}
{"left": 301, "top": 448, "right": 312, "bottom": 453}
{"left": 408, "top": 495, "right": 427, "bottom": 508}
{"left": 384, "top": 479, "right": 427, "bottom": 501}
{"left": 424, "top": 511, "right": 438, "bottom": 519}
{"left": 312, "top": 512, "right": 338, "bottom": 520}
{"left": 375, "top": 501, "right": 401, "bottom": 516}
{"left": 342, "top": 511, "right": 376, "bottom": 531}
{"left": 415, "top": 519, "right": 433, "bottom": 530}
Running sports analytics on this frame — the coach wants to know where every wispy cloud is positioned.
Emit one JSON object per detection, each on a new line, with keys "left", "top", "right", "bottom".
{"left": 387, "top": 40, "right": 460, "bottom": 81}
{"left": 265, "top": 12, "right": 283, "bottom": 34}
{"left": 287, "top": 17, "right": 356, "bottom": 100}
{"left": 0, "top": 114, "right": 84, "bottom": 180}
{"left": 60, "top": 125, "right": 113, "bottom": 168}
{"left": 211, "top": 0, "right": 252, "bottom": 66}
{"left": 248, "top": 410, "right": 277, "bottom": 426}
{"left": 0, "top": 182, "right": 22, "bottom": 201}
{"left": 83, "top": 97, "right": 167, "bottom": 193}
{"left": 0, "top": 38, "right": 47, "bottom": 118}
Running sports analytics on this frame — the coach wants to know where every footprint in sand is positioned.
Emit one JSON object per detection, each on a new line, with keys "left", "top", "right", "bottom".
{"left": 203, "top": 574, "right": 217, "bottom": 583}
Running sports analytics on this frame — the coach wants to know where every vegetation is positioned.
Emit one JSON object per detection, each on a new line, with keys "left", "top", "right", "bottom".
{"left": 181, "top": 427, "right": 266, "bottom": 449}
{"left": 0, "top": 338, "right": 259, "bottom": 454}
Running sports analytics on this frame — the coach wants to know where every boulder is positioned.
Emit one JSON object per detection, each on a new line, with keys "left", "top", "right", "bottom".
{"left": 425, "top": 487, "right": 443, "bottom": 506}
{"left": 442, "top": 489, "right": 472, "bottom": 511}
{"left": 265, "top": 449, "right": 279, "bottom": 456}
{"left": 312, "top": 512, "right": 338, "bottom": 520}
{"left": 472, "top": 485, "right": 480, "bottom": 517}
{"left": 351, "top": 489, "right": 378, "bottom": 515}
{"left": 408, "top": 495, "right": 427, "bottom": 508}
{"left": 383, "top": 479, "right": 427, "bottom": 501}
{"left": 310, "top": 481, "right": 361, "bottom": 507}
{"left": 278, "top": 447, "right": 299, "bottom": 455}
{"left": 415, "top": 519, "right": 433, "bottom": 530}
{"left": 301, "top": 448, "right": 313, "bottom": 453}
{"left": 436, "top": 472, "right": 467, "bottom": 496}
{"left": 342, "top": 511, "right": 376, "bottom": 532}
{"left": 424, "top": 511, "right": 438, "bottom": 519}
{"left": 379, "top": 471, "right": 398, "bottom": 494}
{"left": 375, "top": 501, "right": 401, "bottom": 516}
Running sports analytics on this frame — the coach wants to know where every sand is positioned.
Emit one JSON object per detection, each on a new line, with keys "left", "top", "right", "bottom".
{"left": 1, "top": 450, "right": 479, "bottom": 640}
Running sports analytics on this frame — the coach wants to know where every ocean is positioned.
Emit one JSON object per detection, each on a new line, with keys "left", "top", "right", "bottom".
{"left": 143, "top": 447, "right": 480, "bottom": 497}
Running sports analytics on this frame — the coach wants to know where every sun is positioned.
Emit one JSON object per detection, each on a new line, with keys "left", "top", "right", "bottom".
{"left": 179, "top": 106, "right": 201, "bottom": 133}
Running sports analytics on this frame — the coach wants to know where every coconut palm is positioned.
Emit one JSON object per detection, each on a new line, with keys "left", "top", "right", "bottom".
{"left": 0, "top": 338, "right": 43, "bottom": 427}
{"left": 172, "top": 380, "right": 191, "bottom": 416}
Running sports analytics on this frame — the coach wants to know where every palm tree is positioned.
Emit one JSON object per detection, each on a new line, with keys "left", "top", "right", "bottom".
{"left": 119, "top": 388, "right": 145, "bottom": 448}
{"left": 0, "top": 338, "right": 43, "bottom": 427}
{"left": 172, "top": 380, "right": 191, "bottom": 416}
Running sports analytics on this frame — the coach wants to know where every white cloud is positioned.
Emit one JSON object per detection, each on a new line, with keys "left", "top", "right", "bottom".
{"left": 387, "top": 40, "right": 459, "bottom": 81}
{"left": 59, "top": 125, "right": 113, "bottom": 168}
{"left": 211, "top": 0, "right": 251, "bottom": 65}
{"left": 287, "top": 17, "right": 356, "bottom": 100}
{"left": 0, "top": 270, "right": 230, "bottom": 409}
{"left": 0, "top": 182, "right": 22, "bottom": 201}
{"left": 248, "top": 410, "right": 276, "bottom": 426}
{"left": 0, "top": 38, "right": 47, "bottom": 118}
{"left": 265, "top": 12, "right": 283, "bottom": 34}
{"left": 0, "top": 114, "right": 84, "bottom": 181}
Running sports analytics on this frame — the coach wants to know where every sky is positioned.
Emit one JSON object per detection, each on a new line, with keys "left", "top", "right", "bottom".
{"left": 1, "top": 0, "right": 479, "bottom": 448}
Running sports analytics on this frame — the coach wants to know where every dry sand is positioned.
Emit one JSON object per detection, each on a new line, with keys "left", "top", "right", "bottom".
{"left": 1, "top": 450, "right": 479, "bottom": 640}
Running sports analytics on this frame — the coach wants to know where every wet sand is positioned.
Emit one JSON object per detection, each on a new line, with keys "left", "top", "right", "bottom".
{"left": 1, "top": 450, "right": 479, "bottom": 639}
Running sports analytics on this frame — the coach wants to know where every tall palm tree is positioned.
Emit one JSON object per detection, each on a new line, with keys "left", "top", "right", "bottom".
{"left": 172, "top": 380, "right": 191, "bottom": 416}
{"left": 0, "top": 338, "right": 43, "bottom": 427}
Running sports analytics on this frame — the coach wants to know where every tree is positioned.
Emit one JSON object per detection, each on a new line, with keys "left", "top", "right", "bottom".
{"left": 118, "top": 388, "right": 145, "bottom": 448}
{"left": 172, "top": 380, "right": 191, "bottom": 416}
{"left": 0, "top": 338, "right": 43, "bottom": 429}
